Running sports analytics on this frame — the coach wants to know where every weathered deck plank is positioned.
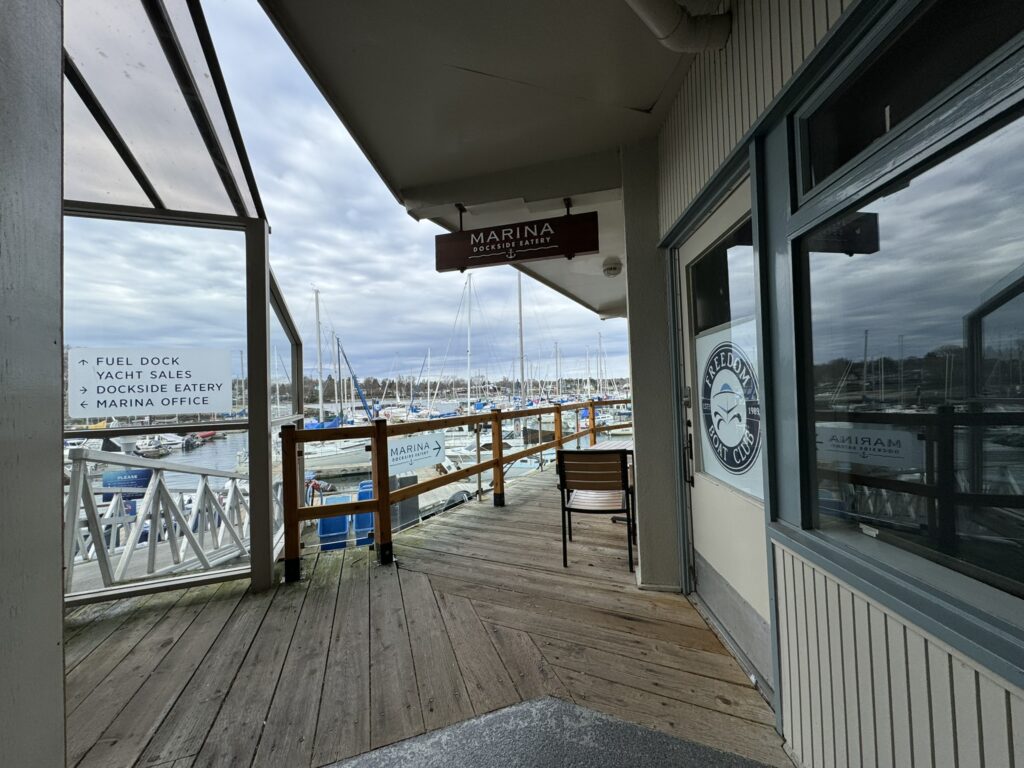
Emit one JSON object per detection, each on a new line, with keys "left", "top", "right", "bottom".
{"left": 433, "top": 590, "right": 520, "bottom": 715}
{"left": 400, "top": 568, "right": 474, "bottom": 730}
{"left": 77, "top": 581, "right": 249, "bottom": 768}
{"left": 66, "top": 584, "right": 220, "bottom": 766}
{"left": 64, "top": 472, "right": 784, "bottom": 767}
{"left": 312, "top": 550, "right": 371, "bottom": 766}
{"left": 368, "top": 552, "right": 424, "bottom": 749}
{"left": 191, "top": 561, "right": 314, "bottom": 768}
{"left": 139, "top": 585, "right": 277, "bottom": 765}
{"left": 252, "top": 551, "right": 343, "bottom": 767}
{"left": 484, "top": 622, "right": 571, "bottom": 702}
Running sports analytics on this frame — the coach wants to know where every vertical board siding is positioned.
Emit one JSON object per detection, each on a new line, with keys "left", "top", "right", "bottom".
{"left": 658, "top": 0, "right": 846, "bottom": 236}
{"left": 774, "top": 544, "right": 1024, "bottom": 768}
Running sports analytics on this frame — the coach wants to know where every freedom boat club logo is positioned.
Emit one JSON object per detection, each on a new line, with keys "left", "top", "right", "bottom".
{"left": 700, "top": 341, "right": 762, "bottom": 475}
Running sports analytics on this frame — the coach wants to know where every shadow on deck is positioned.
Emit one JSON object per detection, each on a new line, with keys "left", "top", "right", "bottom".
{"left": 63, "top": 471, "right": 790, "bottom": 767}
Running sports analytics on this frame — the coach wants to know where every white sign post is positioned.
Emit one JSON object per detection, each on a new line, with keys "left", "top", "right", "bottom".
{"left": 388, "top": 433, "right": 446, "bottom": 473}
{"left": 69, "top": 348, "right": 233, "bottom": 418}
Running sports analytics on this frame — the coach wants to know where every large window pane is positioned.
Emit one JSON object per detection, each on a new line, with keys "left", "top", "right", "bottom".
{"left": 804, "top": 113, "right": 1024, "bottom": 596}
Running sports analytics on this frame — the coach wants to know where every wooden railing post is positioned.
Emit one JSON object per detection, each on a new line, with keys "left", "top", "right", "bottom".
{"left": 587, "top": 399, "right": 597, "bottom": 446}
{"left": 370, "top": 417, "right": 394, "bottom": 565}
{"left": 553, "top": 403, "right": 563, "bottom": 445}
{"left": 281, "top": 423, "right": 301, "bottom": 582}
{"left": 491, "top": 407, "right": 505, "bottom": 507}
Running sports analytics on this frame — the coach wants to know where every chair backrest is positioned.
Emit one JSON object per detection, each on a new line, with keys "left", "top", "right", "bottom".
{"left": 556, "top": 449, "right": 629, "bottom": 492}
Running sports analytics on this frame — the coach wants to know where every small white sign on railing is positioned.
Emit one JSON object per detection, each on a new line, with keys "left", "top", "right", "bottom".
{"left": 388, "top": 433, "right": 446, "bottom": 473}
{"left": 68, "top": 347, "right": 233, "bottom": 418}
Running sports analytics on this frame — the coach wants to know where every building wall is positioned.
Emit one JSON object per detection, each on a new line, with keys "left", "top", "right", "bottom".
{"left": 622, "top": 138, "right": 684, "bottom": 591}
{"left": 0, "top": 0, "right": 66, "bottom": 764}
{"left": 658, "top": 0, "right": 856, "bottom": 237}
{"left": 774, "top": 543, "right": 1024, "bottom": 768}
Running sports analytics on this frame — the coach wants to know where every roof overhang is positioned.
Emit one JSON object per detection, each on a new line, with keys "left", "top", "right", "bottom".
{"left": 260, "top": 0, "right": 694, "bottom": 317}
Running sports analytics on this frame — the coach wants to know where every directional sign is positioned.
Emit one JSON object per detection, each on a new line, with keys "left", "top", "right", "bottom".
{"left": 816, "top": 423, "right": 925, "bottom": 471}
{"left": 69, "top": 348, "right": 232, "bottom": 418}
{"left": 388, "top": 433, "right": 445, "bottom": 473}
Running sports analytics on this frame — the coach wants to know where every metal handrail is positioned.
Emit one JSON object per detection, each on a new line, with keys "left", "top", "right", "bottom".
{"left": 67, "top": 447, "right": 246, "bottom": 479}
{"left": 63, "top": 420, "right": 248, "bottom": 440}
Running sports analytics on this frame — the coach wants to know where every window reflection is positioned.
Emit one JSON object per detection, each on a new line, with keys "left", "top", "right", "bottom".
{"left": 804, "top": 114, "right": 1024, "bottom": 596}
{"left": 690, "top": 221, "right": 764, "bottom": 499}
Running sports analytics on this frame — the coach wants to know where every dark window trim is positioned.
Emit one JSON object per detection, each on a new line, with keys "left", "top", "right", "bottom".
{"left": 791, "top": 44, "right": 1024, "bottom": 238}
{"left": 768, "top": 523, "right": 1024, "bottom": 690}
{"left": 792, "top": 3, "right": 1024, "bottom": 205}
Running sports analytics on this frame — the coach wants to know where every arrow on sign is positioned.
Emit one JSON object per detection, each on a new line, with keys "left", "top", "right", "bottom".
{"left": 80, "top": 387, "right": 87, "bottom": 394}
{"left": 78, "top": 359, "right": 88, "bottom": 366}
{"left": 434, "top": 440, "right": 443, "bottom": 457}
{"left": 80, "top": 401, "right": 88, "bottom": 409}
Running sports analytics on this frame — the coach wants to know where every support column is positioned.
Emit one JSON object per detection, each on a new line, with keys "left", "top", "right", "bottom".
{"left": 246, "top": 219, "right": 274, "bottom": 590}
{"left": 621, "top": 139, "right": 684, "bottom": 591}
{"left": 0, "top": 2, "right": 65, "bottom": 763}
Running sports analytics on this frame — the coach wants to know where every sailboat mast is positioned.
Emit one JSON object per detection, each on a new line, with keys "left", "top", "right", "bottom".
{"left": 333, "top": 333, "right": 342, "bottom": 419}
{"left": 557, "top": 344, "right": 565, "bottom": 399}
{"left": 273, "top": 345, "right": 280, "bottom": 410}
{"left": 586, "top": 346, "right": 592, "bottom": 398}
{"left": 314, "top": 287, "right": 324, "bottom": 421}
{"left": 467, "top": 274, "right": 472, "bottom": 410}
{"left": 598, "top": 332, "right": 604, "bottom": 396}
{"left": 517, "top": 271, "right": 525, "bottom": 401}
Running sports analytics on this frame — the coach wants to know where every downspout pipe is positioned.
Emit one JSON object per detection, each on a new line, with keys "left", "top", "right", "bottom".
{"left": 625, "top": 0, "right": 731, "bottom": 52}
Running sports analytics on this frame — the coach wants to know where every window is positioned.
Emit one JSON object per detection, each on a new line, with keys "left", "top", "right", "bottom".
{"left": 689, "top": 221, "right": 764, "bottom": 499}
{"left": 803, "top": 113, "right": 1024, "bottom": 597}
{"left": 801, "top": 0, "right": 1024, "bottom": 191}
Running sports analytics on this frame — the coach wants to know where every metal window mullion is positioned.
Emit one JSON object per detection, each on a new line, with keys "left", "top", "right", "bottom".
{"left": 63, "top": 51, "right": 166, "bottom": 210}
{"left": 142, "top": 0, "right": 249, "bottom": 218}
{"left": 187, "top": 0, "right": 267, "bottom": 221}
{"left": 245, "top": 219, "right": 274, "bottom": 591}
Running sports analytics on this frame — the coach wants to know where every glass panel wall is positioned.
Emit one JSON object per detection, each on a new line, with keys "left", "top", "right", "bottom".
{"left": 62, "top": 217, "right": 251, "bottom": 595}
{"left": 804, "top": 112, "right": 1024, "bottom": 596}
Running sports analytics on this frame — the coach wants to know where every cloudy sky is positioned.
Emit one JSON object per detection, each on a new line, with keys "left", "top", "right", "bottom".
{"left": 807, "top": 114, "right": 1024, "bottom": 365}
{"left": 63, "top": 0, "right": 629, "bottom": 388}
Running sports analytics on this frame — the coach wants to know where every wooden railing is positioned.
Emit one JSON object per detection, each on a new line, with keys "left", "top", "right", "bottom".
{"left": 279, "top": 399, "right": 631, "bottom": 581}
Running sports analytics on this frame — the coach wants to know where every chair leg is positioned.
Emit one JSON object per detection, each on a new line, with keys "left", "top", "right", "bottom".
{"left": 567, "top": 509, "right": 573, "bottom": 541}
{"left": 561, "top": 505, "right": 568, "bottom": 568}
{"left": 626, "top": 506, "right": 634, "bottom": 573}
{"left": 630, "top": 490, "right": 637, "bottom": 544}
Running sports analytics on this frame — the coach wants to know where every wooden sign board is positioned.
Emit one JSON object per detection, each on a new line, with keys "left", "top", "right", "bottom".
{"left": 435, "top": 211, "right": 599, "bottom": 272}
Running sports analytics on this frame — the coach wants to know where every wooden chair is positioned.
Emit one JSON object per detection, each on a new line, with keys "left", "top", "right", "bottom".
{"left": 555, "top": 449, "right": 635, "bottom": 572}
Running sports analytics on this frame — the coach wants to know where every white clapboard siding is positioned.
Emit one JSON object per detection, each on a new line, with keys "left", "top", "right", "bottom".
{"left": 658, "top": 0, "right": 855, "bottom": 236}
{"left": 774, "top": 544, "right": 1024, "bottom": 768}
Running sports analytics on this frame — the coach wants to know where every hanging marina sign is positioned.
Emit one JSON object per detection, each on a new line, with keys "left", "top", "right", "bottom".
{"left": 435, "top": 211, "right": 599, "bottom": 272}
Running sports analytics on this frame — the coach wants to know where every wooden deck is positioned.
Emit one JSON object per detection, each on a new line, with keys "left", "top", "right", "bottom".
{"left": 63, "top": 472, "right": 791, "bottom": 767}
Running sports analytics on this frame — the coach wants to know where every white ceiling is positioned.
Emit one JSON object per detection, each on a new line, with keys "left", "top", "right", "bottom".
{"left": 260, "top": 0, "right": 693, "bottom": 317}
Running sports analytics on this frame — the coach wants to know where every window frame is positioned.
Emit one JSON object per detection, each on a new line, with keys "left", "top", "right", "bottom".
{"left": 770, "top": 14, "right": 1024, "bottom": 690}
{"left": 791, "top": 3, "right": 1024, "bottom": 212}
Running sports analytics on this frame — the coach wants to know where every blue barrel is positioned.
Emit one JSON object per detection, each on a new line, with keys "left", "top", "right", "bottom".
{"left": 318, "top": 493, "right": 352, "bottom": 551}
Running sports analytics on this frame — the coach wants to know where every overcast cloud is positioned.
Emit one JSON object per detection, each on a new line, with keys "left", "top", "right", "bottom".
{"left": 63, "top": 0, "right": 629, "bottom": 387}
{"left": 808, "top": 114, "right": 1024, "bottom": 363}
